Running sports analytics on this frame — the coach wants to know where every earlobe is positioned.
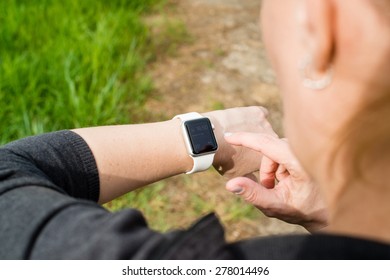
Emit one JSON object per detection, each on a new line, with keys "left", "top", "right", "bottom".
{"left": 299, "top": 53, "right": 334, "bottom": 91}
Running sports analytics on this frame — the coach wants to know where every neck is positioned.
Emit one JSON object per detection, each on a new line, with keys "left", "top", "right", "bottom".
{"left": 324, "top": 181, "right": 390, "bottom": 244}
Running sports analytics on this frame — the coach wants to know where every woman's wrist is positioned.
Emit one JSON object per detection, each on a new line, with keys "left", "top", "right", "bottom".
{"left": 168, "top": 118, "right": 194, "bottom": 174}
{"left": 201, "top": 112, "right": 230, "bottom": 172}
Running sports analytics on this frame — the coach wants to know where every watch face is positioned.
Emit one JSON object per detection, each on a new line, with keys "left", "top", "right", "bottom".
{"left": 184, "top": 118, "right": 218, "bottom": 155}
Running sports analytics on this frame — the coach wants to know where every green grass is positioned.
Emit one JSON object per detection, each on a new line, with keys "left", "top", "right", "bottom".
{"left": 0, "top": 0, "right": 262, "bottom": 238}
{"left": 0, "top": 0, "right": 165, "bottom": 144}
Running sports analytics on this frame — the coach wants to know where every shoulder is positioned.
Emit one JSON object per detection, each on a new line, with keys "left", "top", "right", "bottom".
{"left": 228, "top": 233, "right": 390, "bottom": 259}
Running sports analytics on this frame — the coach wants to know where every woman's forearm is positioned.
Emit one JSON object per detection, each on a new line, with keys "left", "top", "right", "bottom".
{"left": 73, "top": 119, "right": 191, "bottom": 204}
{"left": 73, "top": 107, "right": 276, "bottom": 204}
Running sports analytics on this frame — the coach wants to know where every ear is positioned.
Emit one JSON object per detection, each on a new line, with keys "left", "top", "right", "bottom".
{"left": 299, "top": 0, "right": 335, "bottom": 73}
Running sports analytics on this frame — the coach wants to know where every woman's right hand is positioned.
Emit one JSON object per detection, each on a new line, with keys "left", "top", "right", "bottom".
{"left": 204, "top": 106, "right": 277, "bottom": 179}
{"left": 224, "top": 132, "right": 328, "bottom": 232}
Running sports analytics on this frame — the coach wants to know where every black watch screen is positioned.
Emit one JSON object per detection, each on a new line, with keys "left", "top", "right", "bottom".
{"left": 184, "top": 118, "right": 218, "bottom": 155}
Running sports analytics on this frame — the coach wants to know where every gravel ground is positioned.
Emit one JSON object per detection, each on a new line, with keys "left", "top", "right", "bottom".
{"left": 143, "top": 0, "right": 307, "bottom": 241}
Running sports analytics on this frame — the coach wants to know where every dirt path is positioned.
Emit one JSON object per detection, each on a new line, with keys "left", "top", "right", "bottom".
{"left": 145, "top": 0, "right": 306, "bottom": 241}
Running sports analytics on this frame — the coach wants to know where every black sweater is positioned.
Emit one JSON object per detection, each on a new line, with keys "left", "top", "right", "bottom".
{"left": 0, "top": 131, "right": 389, "bottom": 259}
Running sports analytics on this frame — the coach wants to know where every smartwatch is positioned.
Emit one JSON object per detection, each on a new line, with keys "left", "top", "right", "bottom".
{"left": 174, "top": 112, "right": 218, "bottom": 174}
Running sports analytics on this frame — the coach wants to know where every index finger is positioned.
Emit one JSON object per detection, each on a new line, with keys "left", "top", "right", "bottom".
{"left": 225, "top": 132, "right": 292, "bottom": 165}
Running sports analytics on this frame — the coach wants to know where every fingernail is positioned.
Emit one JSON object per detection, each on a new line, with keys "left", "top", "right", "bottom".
{"left": 224, "top": 132, "right": 233, "bottom": 137}
{"left": 231, "top": 186, "right": 243, "bottom": 194}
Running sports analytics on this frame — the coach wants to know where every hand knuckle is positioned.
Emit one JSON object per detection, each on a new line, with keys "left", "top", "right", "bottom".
{"left": 244, "top": 189, "right": 258, "bottom": 204}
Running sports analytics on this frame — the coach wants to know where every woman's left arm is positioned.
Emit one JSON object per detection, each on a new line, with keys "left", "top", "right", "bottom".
{"left": 73, "top": 106, "right": 276, "bottom": 204}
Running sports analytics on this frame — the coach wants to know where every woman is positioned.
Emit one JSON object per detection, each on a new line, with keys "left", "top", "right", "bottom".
{"left": 1, "top": 0, "right": 389, "bottom": 259}
{"left": 224, "top": 0, "right": 390, "bottom": 257}
{"left": 0, "top": 107, "right": 279, "bottom": 259}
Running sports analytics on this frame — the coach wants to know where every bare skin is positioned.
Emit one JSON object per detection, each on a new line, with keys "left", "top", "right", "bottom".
{"left": 72, "top": 106, "right": 275, "bottom": 204}
{"left": 224, "top": 0, "right": 390, "bottom": 243}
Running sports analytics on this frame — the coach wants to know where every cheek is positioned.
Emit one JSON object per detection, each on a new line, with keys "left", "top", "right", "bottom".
{"left": 260, "top": 2, "right": 279, "bottom": 68}
{"left": 260, "top": 2, "right": 298, "bottom": 88}
{"left": 260, "top": 1, "right": 310, "bottom": 157}
{"left": 260, "top": 2, "right": 305, "bottom": 108}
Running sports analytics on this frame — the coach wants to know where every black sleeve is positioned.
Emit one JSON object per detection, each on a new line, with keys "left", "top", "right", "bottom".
{"left": 0, "top": 131, "right": 232, "bottom": 259}
{"left": 0, "top": 130, "right": 99, "bottom": 201}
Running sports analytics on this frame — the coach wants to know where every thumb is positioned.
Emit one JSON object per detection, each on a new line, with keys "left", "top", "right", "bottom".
{"left": 226, "top": 177, "right": 270, "bottom": 206}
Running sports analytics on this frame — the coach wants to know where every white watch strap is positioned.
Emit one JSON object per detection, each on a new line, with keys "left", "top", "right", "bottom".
{"left": 174, "top": 112, "right": 216, "bottom": 174}
{"left": 187, "top": 153, "right": 215, "bottom": 174}
{"left": 174, "top": 112, "right": 203, "bottom": 121}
